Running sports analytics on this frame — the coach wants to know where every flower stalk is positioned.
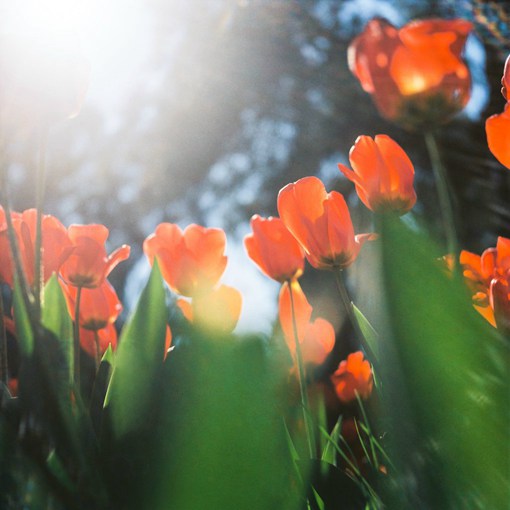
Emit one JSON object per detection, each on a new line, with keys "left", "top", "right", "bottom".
{"left": 73, "top": 285, "right": 83, "bottom": 392}
{"left": 287, "top": 279, "right": 316, "bottom": 459}
{"left": 424, "top": 131, "right": 459, "bottom": 262}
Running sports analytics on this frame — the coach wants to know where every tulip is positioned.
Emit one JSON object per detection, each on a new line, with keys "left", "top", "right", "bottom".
{"left": 60, "top": 224, "right": 130, "bottom": 289}
{"left": 0, "top": 208, "right": 73, "bottom": 288}
{"left": 144, "top": 223, "right": 227, "bottom": 297}
{"left": 279, "top": 281, "right": 335, "bottom": 366}
{"left": 60, "top": 279, "right": 122, "bottom": 331}
{"left": 79, "top": 323, "right": 117, "bottom": 359}
{"left": 348, "top": 18, "right": 473, "bottom": 129}
{"left": 244, "top": 215, "right": 305, "bottom": 283}
{"left": 338, "top": 135, "right": 416, "bottom": 215}
{"left": 331, "top": 351, "right": 373, "bottom": 403}
{"left": 277, "top": 176, "right": 374, "bottom": 270}
{"left": 177, "top": 284, "right": 242, "bottom": 334}
{"left": 460, "top": 237, "right": 510, "bottom": 329}
{"left": 486, "top": 55, "right": 510, "bottom": 169}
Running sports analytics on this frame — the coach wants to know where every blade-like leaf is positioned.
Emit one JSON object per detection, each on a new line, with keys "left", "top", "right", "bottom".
{"left": 42, "top": 275, "right": 73, "bottom": 386}
{"left": 105, "top": 262, "right": 168, "bottom": 437}
{"left": 352, "top": 304, "right": 378, "bottom": 360}
{"left": 380, "top": 215, "right": 510, "bottom": 508}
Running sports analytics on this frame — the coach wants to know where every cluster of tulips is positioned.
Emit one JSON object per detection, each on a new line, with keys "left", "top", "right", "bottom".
{"left": 1, "top": 12, "right": 509, "bottom": 510}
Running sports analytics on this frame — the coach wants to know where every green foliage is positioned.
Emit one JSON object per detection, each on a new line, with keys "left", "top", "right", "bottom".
{"left": 380, "top": 216, "right": 510, "bottom": 509}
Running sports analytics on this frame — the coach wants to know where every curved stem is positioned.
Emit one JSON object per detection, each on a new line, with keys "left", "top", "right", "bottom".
{"left": 73, "top": 286, "right": 83, "bottom": 393}
{"left": 34, "top": 124, "right": 49, "bottom": 321}
{"left": 93, "top": 330, "right": 101, "bottom": 371}
{"left": 287, "top": 280, "right": 316, "bottom": 459}
{"left": 424, "top": 131, "right": 458, "bottom": 262}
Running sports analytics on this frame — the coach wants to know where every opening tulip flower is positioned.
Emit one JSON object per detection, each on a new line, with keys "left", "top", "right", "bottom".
{"left": 486, "top": 55, "right": 510, "bottom": 169}
{"left": 348, "top": 18, "right": 473, "bottom": 129}
{"left": 60, "top": 224, "right": 130, "bottom": 289}
{"left": 177, "top": 284, "right": 242, "bottom": 334}
{"left": 460, "top": 236, "right": 510, "bottom": 330}
{"left": 279, "top": 281, "right": 335, "bottom": 366}
{"left": 0, "top": 207, "right": 73, "bottom": 288}
{"left": 331, "top": 351, "right": 373, "bottom": 403}
{"left": 244, "top": 215, "right": 305, "bottom": 283}
{"left": 277, "top": 176, "right": 374, "bottom": 270}
{"left": 338, "top": 135, "right": 416, "bottom": 215}
{"left": 144, "top": 223, "right": 227, "bottom": 297}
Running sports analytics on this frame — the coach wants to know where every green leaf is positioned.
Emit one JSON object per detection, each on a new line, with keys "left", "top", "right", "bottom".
{"left": 352, "top": 304, "right": 379, "bottom": 360}
{"left": 12, "top": 279, "right": 33, "bottom": 356}
{"left": 320, "top": 417, "right": 342, "bottom": 466}
{"left": 380, "top": 216, "right": 510, "bottom": 508}
{"left": 105, "top": 262, "right": 168, "bottom": 437}
{"left": 42, "top": 275, "right": 73, "bottom": 386}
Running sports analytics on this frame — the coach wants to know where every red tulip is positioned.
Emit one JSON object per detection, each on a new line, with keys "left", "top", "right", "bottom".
{"left": 79, "top": 323, "right": 117, "bottom": 359}
{"left": 338, "top": 135, "right": 416, "bottom": 215}
{"left": 486, "top": 55, "right": 510, "bottom": 169}
{"left": 279, "top": 281, "right": 334, "bottom": 365}
{"left": 0, "top": 207, "right": 73, "bottom": 287}
{"left": 460, "top": 237, "right": 510, "bottom": 329}
{"left": 144, "top": 223, "right": 227, "bottom": 297}
{"left": 177, "top": 284, "right": 242, "bottom": 334}
{"left": 349, "top": 18, "right": 472, "bottom": 129}
{"left": 60, "top": 279, "right": 122, "bottom": 331}
{"left": 277, "top": 176, "right": 374, "bottom": 270}
{"left": 60, "top": 224, "right": 130, "bottom": 288}
{"left": 331, "top": 351, "right": 373, "bottom": 403}
{"left": 244, "top": 215, "right": 305, "bottom": 283}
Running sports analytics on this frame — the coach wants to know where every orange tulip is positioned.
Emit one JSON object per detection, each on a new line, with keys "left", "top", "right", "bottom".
{"left": 331, "top": 351, "right": 373, "bottom": 403}
{"left": 60, "top": 224, "right": 130, "bottom": 289}
{"left": 486, "top": 55, "right": 510, "bottom": 169}
{"left": 277, "top": 176, "right": 374, "bottom": 270}
{"left": 338, "top": 135, "right": 416, "bottom": 215}
{"left": 460, "top": 237, "right": 510, "bottom": 329}
{"left": 349, "top": 18, "right": 472, "bottom": 129}
{"left": 144, "top": 223, "right": 227, "bottom": 297}
{"left": 177, "top": 284, "right": 242, "bottom": 334}
{"left": 279, "top": 281, "right": 334, "bottom": 365}
{"left": 0, "top": 208, "right": 73, "bottom": 287}
{"left": 60, "top": 279, "right": 122, "bottom": 331}
{"left": 79, "top": 323, "right": 117, "bottom": 359}
{"left": 244, "top": 215, "right": 305, "bottom": 283}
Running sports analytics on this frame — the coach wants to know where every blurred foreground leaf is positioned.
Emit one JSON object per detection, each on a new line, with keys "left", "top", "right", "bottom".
{"left": 380, "top": 216, "right": 510, "bottom": 509}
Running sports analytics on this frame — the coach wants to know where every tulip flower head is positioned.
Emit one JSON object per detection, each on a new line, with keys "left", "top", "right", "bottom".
{"left": 177, "top": 284, "right": 242, "bottom": 334}
{"left": 348, "top": 18, "right": 473, "bottom": 130}
{"left": 279, "top": 281, "right": 335, "bottom": 366}
{"left": 61, "top": 279, "right": 122, "bottom": 331}
{"left": 486, "top": 55, "right": 510, "bottom": 169}
{"left": 244, "top": 215, "right": 305, "bottom": 283}
{"left": 60, "top": 224, "right": 130, "bottom": 289}
{"left": 338, "top": 135, "right": 416, "bottom": 215}
{"left": 331, "top": 351, "right": 373, "bottom": 403}
{"left": 0, "top": 208, "right": 73, "bottom": 288}
{"left": 144, "top": 223, "right": 228, "bottom": 297}
{"left": 460, "top": 237, "right": 510, "bottom": 330}
{"left": 277, "top": 176, "right": 374, "bottom": 270}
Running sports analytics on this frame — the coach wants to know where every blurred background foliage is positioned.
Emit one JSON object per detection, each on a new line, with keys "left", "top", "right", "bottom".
{"left": 3, "top": 0, "right": 510, "bottom": 328}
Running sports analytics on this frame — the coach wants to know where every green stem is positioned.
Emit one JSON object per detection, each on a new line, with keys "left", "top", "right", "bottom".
{"left": 93, "top": 330, "right": 101, "bottom": 371}
{"left": 424, "top": 131, "right": 458, "bottom": 261}
{"left": 34, "top": 124, "right": 49, "bottom": 321}
{"left": 73, "top": 286, "right": 83, "bottom": 393}
{"left": 287, "top": 280, "right": 316, "bottom": 459}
